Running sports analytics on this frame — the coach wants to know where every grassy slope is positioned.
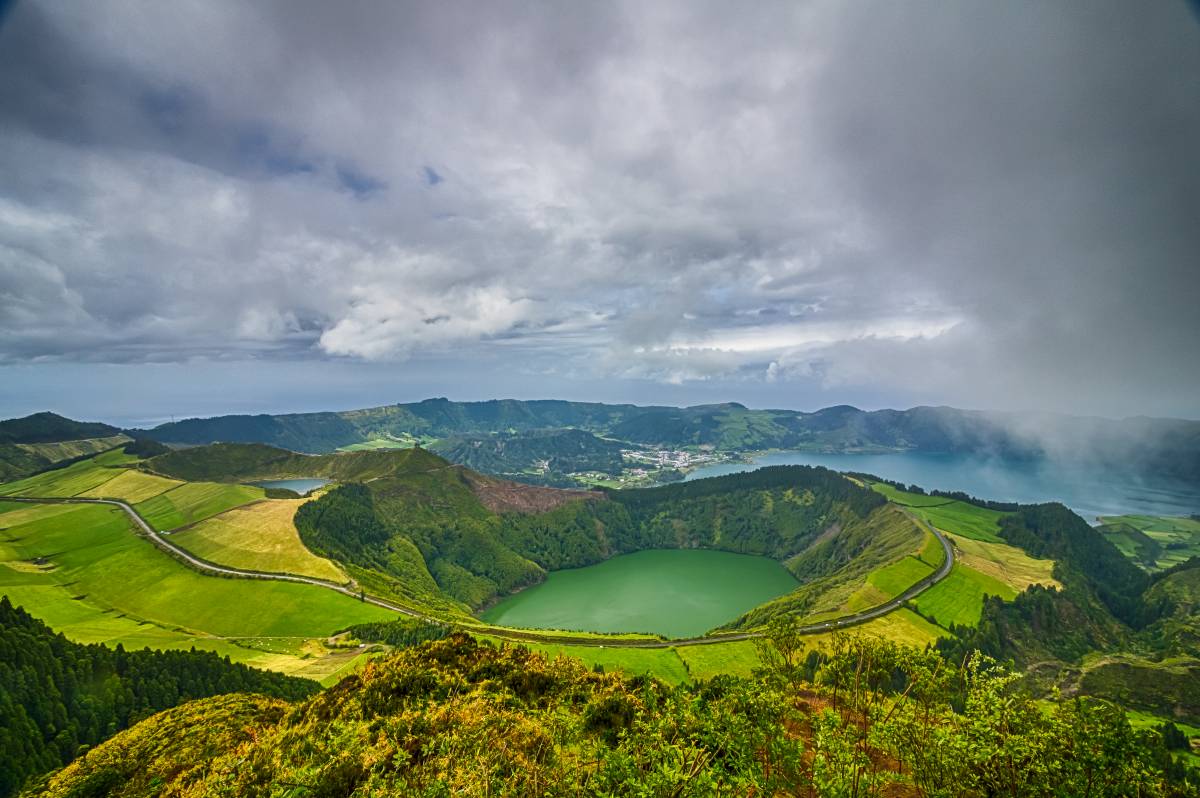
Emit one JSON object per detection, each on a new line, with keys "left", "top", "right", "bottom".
{"left": 914, "top": 563, "right": 1017, "bottom": 628}
{"left": 0, "top": 458, "right": 124, "bottom": 497}
{"left": 15, "top": 434, "right": 131, "bottom": 462}
{"left": 870, "top": 482, "right": 1005, "bottom": 542}
{"left": 760, "top": 504, "right": 931, "bottom": 624}
{"left": 0, "top": 502, "right": 393, "bottom": 675}
{"left": 482, "top": 636, "right": 691, "bottom": 685}
{"left": 136, "top": 482, "right": 265, "bottom": 530}
{"left": 948, "top": 532, "right": 1060, "bottom": 592}
{"left": 172, "top": 498, "right": 346, "bottom": 582}
{"left": 1099, "top": 514, "right": 1200, "bottom": 570}
{"left": 868, "top": 482, "right": 1059, "bottom": 628}
{"left": 79, "top": 469, "right": 182, "bottom": 503}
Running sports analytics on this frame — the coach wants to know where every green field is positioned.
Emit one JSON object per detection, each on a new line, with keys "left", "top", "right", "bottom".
{"left": 871, "top": 482, "right": 1005, "bottom": 542}
{"left": 15, "top": 434, "right": 132, "bottom": 462}
{"left": 866, "top": 554, "right": 935, "bottom": 598}
{"left": 0, "top": 458, "right": 125, "bottom": 497}
{"left": 80, "top": 468, "right": 182, "bottom": 503}
{"left": 0, "top": 502, "right": 392, "bottom": 643}
{"left": 1098, "top": 515, "right": 1200, "bottom": 570}
{"left": 948, "top": 533, "right": 1060, "bottom": 592}
{"left": 676, "top": 639, "right": 762, "bottom": 680}
{"left": 172, "top": 498, "right": 346, "bottom": 582}
{"left": 136, "top": 482, "right": 266, "bottom": 530}
{"left": 338, "top": 435, "right": 426, "bottom": 451}
{"left": 480, "top": 635, "right": 691, "bottom": 684}
{"left": 914, "top": 562, "right": 1017, "bottom": 628}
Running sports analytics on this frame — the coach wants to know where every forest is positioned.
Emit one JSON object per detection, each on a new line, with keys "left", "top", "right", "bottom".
{"left": 24, "top": 630, "right": 1199, "bottom": 797}
{"left": 0, "top": 598, "right": 316, "bottom": 798}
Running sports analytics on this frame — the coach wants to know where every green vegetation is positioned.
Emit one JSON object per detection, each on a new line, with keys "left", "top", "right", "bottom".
{"left": 12, "top": 434, "right": 131, "bottom": 464}
{"left": 914, "top": 562, "right": 1017, "bottom": 627}
{"left": 143, "top": 440, "right": 450, "bottom": 483}
{"left": 1077, "top": 654, "right": 1200, "bottom": 725}
{"left": 287, "top": 455, "right": 919, "bottom": 625}
{"left": 0, "top": 458, "right": 126, "bottom": 498}
{"left": 79, "top": 469, "right": 181, "bottom": 503}
{"left": 430, "top": 428, "right": 625, "bottom": 484}
{"left": 0, "top": 598, "right": 316, "bottom": 798}
{"left": 134, "top": 481, "right": 264, "bottom": 530}
{"left": 340, "top": 617, "right": 451, "bottom": 648}
{"left": 1099, "top": 514, "right": 1200, "bottom": 570}
{"left": 0, "top": 413, "right": 129, "bottom": 481}
{"left": 865, "top": 554, "right": 935, "bottom": 597}
{"left": 0, "top": 502, "right": 393, "bottom": 642}
{"left": 131, "top": 399, "right": 1200, "bottom": 484}
{"left": 338, "top": 434, "right": 422, "bottom": 451}
{"left": 171, "top": 497, "right": 346, "bottom": 582}
{"left": 29, "top": 633, "right": 1200, "bottom": 797}
{"left": 676, "top": 639, "right": 762, "bottom": 679}
{"left": 870, "top": 480, "right": 1006, "bottom": 542}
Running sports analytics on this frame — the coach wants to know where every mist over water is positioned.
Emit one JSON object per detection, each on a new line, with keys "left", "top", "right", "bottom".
{"left": 685, "top": 451, "right": 1200, "bottom": 522}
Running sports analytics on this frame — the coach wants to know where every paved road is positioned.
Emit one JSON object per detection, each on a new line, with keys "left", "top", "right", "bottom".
{"left": 5, "top": 496, "right": 954, "bottom": 649}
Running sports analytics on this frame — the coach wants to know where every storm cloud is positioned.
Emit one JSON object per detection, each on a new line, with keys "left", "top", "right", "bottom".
{"left": 1, "top": 1, "right": 1197, "bottom": 420}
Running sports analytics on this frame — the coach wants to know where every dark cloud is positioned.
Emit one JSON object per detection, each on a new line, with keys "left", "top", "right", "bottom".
{"left": 0, "top": 1, "right": 1196, "bottom": 419}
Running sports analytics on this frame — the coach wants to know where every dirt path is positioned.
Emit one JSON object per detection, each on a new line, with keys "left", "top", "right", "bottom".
{"left": 5, "top": 496, "right": 954, "bottom": 649}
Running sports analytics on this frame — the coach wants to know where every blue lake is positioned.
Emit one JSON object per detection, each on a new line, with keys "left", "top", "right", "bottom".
{"left": 251, "top": 478, "right": 331, "bottom": 496}
{"left": 684, "top": 451, "right": 1200, "bottom": 522}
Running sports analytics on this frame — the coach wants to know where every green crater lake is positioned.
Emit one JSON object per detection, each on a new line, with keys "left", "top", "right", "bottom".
{"left": 480, "top": 549, "right": 800, "bottom": 639}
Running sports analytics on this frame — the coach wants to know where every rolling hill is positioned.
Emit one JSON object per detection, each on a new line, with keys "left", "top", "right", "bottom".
{"left": 129, "top": 399, "right": 1200, "bottom": 484}
{"left": 139, "top": 441, "right": 925, "bottom": 622}
{"left": 0, "top": 412, "right": 131, "bottom": 482}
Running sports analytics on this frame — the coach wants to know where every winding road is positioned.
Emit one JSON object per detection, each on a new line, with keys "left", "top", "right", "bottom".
{"left": 5, "top": 496, "right": 954, "bottom": 649}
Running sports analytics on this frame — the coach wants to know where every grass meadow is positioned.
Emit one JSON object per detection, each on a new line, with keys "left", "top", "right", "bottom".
{"left": 0, "top": 502, "right": 393, "bottom": 677}
{"left": 136, "top": 482, "right": 266, "bottom": 530}
{"left": 172, "top": 498, "right": 346, "bottom": 582}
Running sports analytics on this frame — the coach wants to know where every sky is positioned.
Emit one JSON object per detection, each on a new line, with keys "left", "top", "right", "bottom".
{"left": 1, "top": 1, "right": 1198, "bottom": 426}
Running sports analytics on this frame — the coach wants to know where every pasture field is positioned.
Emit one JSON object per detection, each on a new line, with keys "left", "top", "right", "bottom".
{"left": 136, "top": 482, "right": 265, "bottom": 530}
{"left": 913, "top": 562, "right": 1017, "bottom": 628}
{"left": 1099, "top": 514, "right": 1200, "bottom": 570}
{"left": 676, "top": 639, "right": 761, "bottom": 680}
{"left": 0, "top": 458, "right": 123, "bottom": 497}
{"left": 172, "top": 498, "right": 346, "bottom": 582}
{"left": 0, "top": 502, "right": 392, "bottom": 641}
{"left": 917, "top": 528, "right": 947, "bottom": 567}
{"left": 80, "top": 469, "right": 182, "bottom": 503}
{"left": 947, "top": 532, "right": 1059, "bottom": 592}
{"left": 15, "top": 434, "right": 131, "bottom": 462}
{"left": 871, "top": 482, "right": 1005, "bottom": 542}
{"left": 480, "top": 635, "right": 691, "bottom": 684}
{"left": 338, "top": 436, "right": 421, "bottom": 451}
{"left": 866, "top": 555, "right": 935, "bottom": 598}
{"left": 798, "top": 608, "right": 949, "bottom": 653}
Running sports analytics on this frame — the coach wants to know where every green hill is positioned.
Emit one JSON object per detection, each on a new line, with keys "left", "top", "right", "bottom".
{"left": 126, "top": 399, "right": 1200, "bottom": 486}
{"left": 0, "top": 412, "right": 121, "bottom": 445}
{"left": 0, "top": 598, "right": 316, "bottom": 798}
{"left": 25, "top": 633, "right": 1197, "bottom": 797}
{"left": 0, "top": 413, "right": 131, "bottom": 482}
{"left": 429, "top": 428, "right": 625, "bottom": 481}
{"left": 147, "top": 443, "right": 925, "bottom": 628}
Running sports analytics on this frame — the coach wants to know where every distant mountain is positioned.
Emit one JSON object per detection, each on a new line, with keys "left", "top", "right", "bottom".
{"left": 130, "top": 398, "right": 1200, "bottom": 483}
{"left": 0, "top": 411, "right": 120, "bottom": 444}
{"left": 0, "top": 412, "right": 130, "bottom": 482}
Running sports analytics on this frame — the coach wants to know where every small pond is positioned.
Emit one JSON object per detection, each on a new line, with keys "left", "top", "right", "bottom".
{"left": 251, "top": 478, "right": 331, "bottom": 496}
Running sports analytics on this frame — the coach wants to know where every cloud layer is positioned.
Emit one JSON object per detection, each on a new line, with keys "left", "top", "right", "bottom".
{"left": 1, "top": 1, "right": 1197, "bottom": 418}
